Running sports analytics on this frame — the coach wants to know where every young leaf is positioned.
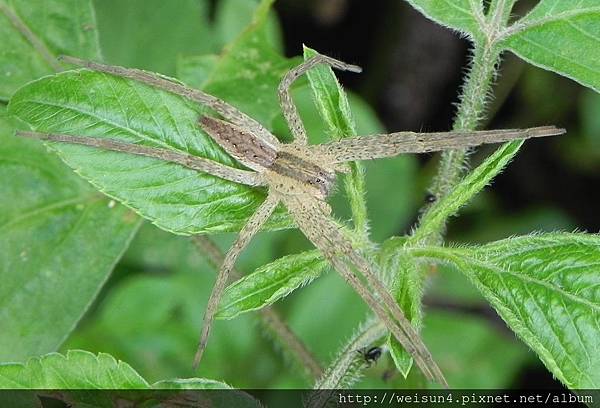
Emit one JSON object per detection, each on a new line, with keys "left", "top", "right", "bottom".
{"left": 411, "top": 140, "right": 523, "bottom": 242}
{"left": 501, "top": 1, "right": 600, "bottom": 93}
{"left": 217, "top": 250, "right": 328, "bottom": 319}
{"left": 405, "top": 0, "right": 484, "bottom": 40}
{"left": 411, "top": 233, "right": 600, "bottom": 388}
{"left": 0, "top": 0, "right": 100, "bottom": 100}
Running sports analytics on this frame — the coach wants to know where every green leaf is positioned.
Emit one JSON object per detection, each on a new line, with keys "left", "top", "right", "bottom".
{"left": 0, "top": 350, "right": 261, "bottom": 406}
{"left": 8, "top": 70, "right": 285, "bottom": 234}
{"left": 411, "top": 140, "right": 523, "bottom": 242}
{"left": 405, "top": 0, "right": 484, "bottom": 39}
{"left": 8, "top": 0, "right": 294, "bottom": 235}
{"left": 502, "top": 1, "right": 600, "bottom": 93}
{"left": 217, "top": 250, "right": 328, "bottom": 319}
{"left": 0, "top": 3, "right": 140, "bottom": 363}
{"left": 411, "top": 233, "right": 600, "bottom": 388}
{"left": 92, "top": 0, "right": 213, "bottom": 75}
{"left": 0, "top": 350, "right": 148, "bottom": 388}
{"left": 0, "top": 0, "right": 101, "bottom": 100}
{"left": 0, "top": 109, "right": 140, "bottom": 362}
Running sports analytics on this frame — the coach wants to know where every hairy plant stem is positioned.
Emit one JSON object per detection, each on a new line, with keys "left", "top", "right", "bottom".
{"left": 419, "top": 41, "right": 502, "bottom": 245}
{"left": 190, "top": 235, "right": 323, "bottom": 382}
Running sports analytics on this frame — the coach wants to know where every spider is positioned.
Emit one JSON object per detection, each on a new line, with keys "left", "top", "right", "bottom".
{"left": 18, "top": 54, "right": 564, "bottom": 387}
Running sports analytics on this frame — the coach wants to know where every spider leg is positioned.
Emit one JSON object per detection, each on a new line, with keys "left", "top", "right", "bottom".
{"left": 279, "top": 54, "right": 362, "bottom": 146}
{"left": 58, "top": 55, "right": 279, "bottom": 149}
{"left": 18, "top": 131, "right": 263, "bottom": 187}
{"left": 193, "top": 193, "right": 280, "bottom": 368}
{"left": 284, "top": 195, "right": 447, "bottom": 387}
{"left": 319, "top": 126, "right": 565, "bottom": 162}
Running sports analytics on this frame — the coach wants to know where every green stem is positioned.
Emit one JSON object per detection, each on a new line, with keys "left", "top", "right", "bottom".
{"left": 419, "top": 41, "right": 501, "bottom": 244}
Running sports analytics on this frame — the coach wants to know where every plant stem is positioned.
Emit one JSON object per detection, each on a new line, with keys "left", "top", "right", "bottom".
{"left": 420, "top": 41, "right": 501, "bottom": 244}
{"left": 190, "top": 235, "right": 323, "bottom": 381}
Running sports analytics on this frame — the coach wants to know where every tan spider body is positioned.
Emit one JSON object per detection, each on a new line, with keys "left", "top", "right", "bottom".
{"left": 19, "top": 54, "right": 565, "bottom": 388}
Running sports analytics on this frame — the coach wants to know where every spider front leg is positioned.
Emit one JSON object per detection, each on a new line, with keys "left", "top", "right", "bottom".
{"left": 279, "top": 54, "right": 362, "bottom": 145}
{"left": 193, "top": 193, "right": 280, "bottom": 368}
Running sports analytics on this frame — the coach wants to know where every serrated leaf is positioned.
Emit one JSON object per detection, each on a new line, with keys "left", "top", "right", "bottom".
{"left": 0, "top": 350, "right": 148, "bottom": 389}
{"left": 8, "top": 70, "right": 285, "bottom": 234}
{"left": 0, "top": 0, "right": 101, "bottom": 100}
{"left": 502, "top": 0, "right": 600, "bottom": 93}
{"left": 0, "top": 350, "right": 261, "bottom": 407}
{"left": 412, "top": 233, "right": 600, "bottom": 388}
{"left": 411, "top": 140, "right": 523, "bottom": 242}
{"left": 405, "top": 0, "right": 484, "bottom": 40}
{"left": 8, "top": 1, "right": 294, "bottom": 235}
{"left": 217, "top": 250, "right": 328, "bottom": 319}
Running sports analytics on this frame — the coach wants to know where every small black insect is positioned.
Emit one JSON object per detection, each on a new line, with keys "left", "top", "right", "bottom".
{"left": 357, "top": 346, "right": 383, "bottom": 367}
{"left": 424, "top": 192, "right": 437, "bottom": 203}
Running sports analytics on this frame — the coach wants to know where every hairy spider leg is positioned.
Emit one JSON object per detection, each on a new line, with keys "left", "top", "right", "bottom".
{"left": 193, "top": 193, "right": 280, "bottom": 368}
{"left": 17, "top": 131, "right": 263, "bottom": 186}
{"left": 319, "top": 126, "right": 566, "bottom": 162}
{"left": 278, "top": 54, "right": 361, "bottom": 146}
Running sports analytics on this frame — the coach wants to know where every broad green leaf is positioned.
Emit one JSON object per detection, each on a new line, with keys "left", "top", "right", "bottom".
{"left": 217, "top": 250, "right": 328, "bottom": 319}
{"left": 502, "top": 0, "right": 600, "bottom": 93}
{"left": 411, "top": 140, "right": 523, "bottom": 242}
{"left": 8, "top": 1, "right": 294, "bottom": 235}
{"left": 0, "top": 1, "right": 139, "bottom": 361}
{"left": 0, "top": 110, "right": 140, "bottom": 362}
{"left": 405, "top": 0, "right": 483, "bottom": 39}
{"left": 0, "top": 0, "right": 100, "bottom": 100}
{"left": 92, "top": 0, "right": 213, "bottom": 75}
{"left": 8, "top": 70, "right": 286, "bottom": 234}
{"left": 0, "top": 350, "right": 148, "bottom": 388}
{"left": 0, "top": 350, "right": 261, "bottom": 406}
{"left": 411, "top": 233, "right": 600, "bottom": 388}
